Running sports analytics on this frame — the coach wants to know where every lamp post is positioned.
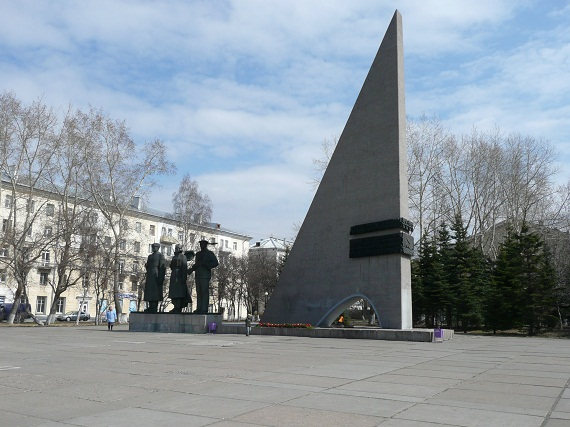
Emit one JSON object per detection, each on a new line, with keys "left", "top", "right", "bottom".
{"left": 264, "top": 291, "right": 268, "bottom": 312}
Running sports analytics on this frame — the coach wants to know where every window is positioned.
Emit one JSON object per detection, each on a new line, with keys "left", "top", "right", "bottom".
{"left": 104, "top": 236, "right": 111, "bottom": 247}
{"left": 4, "top": 194, "right": 13, "bottom": 208}
{"left": 36, "top": 296, "right": 46, "bottom": 314}
{"left": 118, "top": 280, "right": 124, "bottom": 290}
{"left": 27, "top": 226, "right": 32, "bottom": 237}
{"left": 178, "top": 231, "right": 184, "bottom": 241}
{"left": 46, "top": 203, "right": 55, "bottom": 216}
{"left": 161, "top": 226, "right": 166, "bottom": 236}
{"left": 168, "top": 228, "right": 172, "bottom": 236}
{"left": 166, "top": 245, "right": 172, "bottom": 256}
{"left": 41, "top": 251, "right": 50, "bottom": 265}
{"left": 133, "top": 261, "right": 139, "bottom": 273}
{"left": 90, "top": 212, "right": 98, "bottom": 224}
{"left": 233, "top": 242, "right": 237, "bottom": 251}
{"left": 225, "top": 240, "right": 228, "bottom": 249}
{"left": 148, "top": 244, "right": 153, "bottom": 254}
{"left": 0, "top": 295, "right": 5, "bottom": 304}
{"left": 39, "top": 271, "right": 49, "bottom": 286}
{"left": 118, "top": 260, "right": 125, "bottom": 274}
{"left": 134, "top": 241, "right": 140, "bottom": 253}
{"left": 121, "top": 218, "right": 128, "bottom": 229}
{"left": 219, "top": 239, "right": 224, "bottom": 247}
{"left": 131, "top": 280, "right": 137, "bottom": 291}
{"left": 1, "top": 247, "right": 9, "bottom": 257}
{"left": 26, "top": 199, "right": 35, "bottom": 213}
{"left": 0, "top": 271, "right": 6, "bottom": 283}
{"left": 135, "top": 222, "right": 141, "bottom": 232}
{"left": 149, "top": 225, "right": 155, "bottom": 236}
{"left": 44, "top": 226, "right": 53, "bottom": 237}
{"left": 56, "top": 297, "right": 65, "bottom": 313}
{"left": 120, "top": 239, "right": 126, "bottom": 251}
{"left": 2, "top": 219, "right": 8, "bottom": 232}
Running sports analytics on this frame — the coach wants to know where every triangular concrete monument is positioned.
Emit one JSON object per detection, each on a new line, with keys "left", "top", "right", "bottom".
{"left": 262, "top": 11, "right": 413, "bottom": 329}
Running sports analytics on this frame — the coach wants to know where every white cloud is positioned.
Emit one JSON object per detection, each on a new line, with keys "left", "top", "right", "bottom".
{"left": 1, "top": 0, "right": 568, "bottom": 241}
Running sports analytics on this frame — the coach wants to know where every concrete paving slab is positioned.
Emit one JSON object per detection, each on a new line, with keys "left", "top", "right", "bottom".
{"left": 295, "top": 362, "right": 400, "bottom": 380}
{"left": 336, "top": 380, "right": 448, "bottom": 399}
{"left": 544, "top": 420, "right": 570, "bottom": 427}
{"left": 233, "top": 404, "right": 386, "bottom": 426}
{"left": 454, "top": 380, "right": 563, "bottom": 398}
{"left": 474, "top": 372, "right": 569, "bottom": 387}
{"left": 378, "top": 420, "right": 462, "bottom": 427}
{"left": 61, "top": 407, "right": 217, "bottom": 427}
{"left": 283, "top": 392, "right": 414, "bottom": 417}
{"left": 431, "top": 388, "right": 555, "bottom": 412}
{"left": 0, "top": 410, "right": 55, "bottom": 427}
{"left": 394, "top": 403, "right": 544, "bottom": 427}
{"left": 0, "top": 390, "right": 111, "bottom": 422}
{"left": 178, "top": 379, "right": 311, "bottom": 403}
{"left": 366, "top": 373, "right": 462, "bottom": 387}
{"left": 550, "top": 411, "right": 570, "bottom": 419}
{"left": 387, "top": 367, "right": 477, "bottom": 380}
{"left": 562, "top": 388, "right": 570, "bottom": 398}
{"left": 254, "top": 372, "right": 351, "bottom": 389}
{"left": 554, "top": 398, "right": 570, "bottom": 413}
{"left": 427, "top": 390, "right": 553, "bottom": 417}
{"left": 133, "top": 391, "right": 271, "bottom": 419}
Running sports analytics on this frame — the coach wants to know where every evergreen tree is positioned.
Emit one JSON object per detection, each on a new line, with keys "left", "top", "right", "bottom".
{"left": 436, "top": 222, "right": 454, "bottom": 327}
{"left": 411, "top": 257, "right": 424, "bottom": 326}
{"left": 517, "top": 224, "right": 556, "bottom": 335}
{"left": 449, "top": 215, "right": 488, "bottom": 332}
{"left": 486, "top": 227, "right": 523, "bottom": 333}
{"left": 418, "top": 234, "right": 445, "bottom": 327}
{"left": 486, "top": 223, "right": 556, "bottom": 335}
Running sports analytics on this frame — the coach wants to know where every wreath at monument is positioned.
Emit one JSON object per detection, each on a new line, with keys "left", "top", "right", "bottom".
{"left": 257, "top": 322, "right": 312, "bottom": 329}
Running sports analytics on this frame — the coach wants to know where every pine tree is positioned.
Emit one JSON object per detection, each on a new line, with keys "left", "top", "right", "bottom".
{"left": 436, "top": 222, "right": 454, "bottom": 327}
{"left": 486, "top": 223, "right": 556, "bottom": 335}
{"left": 449, "top": 215, "right": 489, "bottom": 332}
{"left": 486, "top": 227, "right": 523, "bottom": 333}
{"left": 418, "top": 234, "right": 446, "bottom": 327}
{"left": 517, "top": 224, "right": 556, "bottom": 335}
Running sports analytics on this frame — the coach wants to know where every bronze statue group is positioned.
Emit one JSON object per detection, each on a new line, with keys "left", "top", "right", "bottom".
{"left": 143, "top": 240, "right": 219, "bottom": 314}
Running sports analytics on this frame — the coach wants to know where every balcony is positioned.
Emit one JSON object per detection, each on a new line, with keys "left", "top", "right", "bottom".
{"left": 159, "top": 234, "right": 177, "bottom": 245}
{"left": 37, "top": 262, "right": 54, "bottom": 270}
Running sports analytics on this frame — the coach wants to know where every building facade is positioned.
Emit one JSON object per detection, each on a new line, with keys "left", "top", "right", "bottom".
{"left": 0, "top": 184, "right": 251, "bottom": 321}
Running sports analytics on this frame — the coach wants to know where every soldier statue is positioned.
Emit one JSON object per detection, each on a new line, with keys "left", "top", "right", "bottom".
{"left": 168, "top": 244, "right": 191, "bottom": 313}
{"left": 144, "top": 243, "right": 166, "bottom": 313}
{"left": 189, "top": 239, "right": 219, "bottom": 314}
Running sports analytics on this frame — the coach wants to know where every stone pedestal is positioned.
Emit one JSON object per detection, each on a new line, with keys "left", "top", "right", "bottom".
{"left": 129, "top": 312, "right": 222, "bottom": 334}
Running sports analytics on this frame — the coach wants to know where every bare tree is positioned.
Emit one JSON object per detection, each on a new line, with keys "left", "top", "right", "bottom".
{"left": 79, "top": 108, "right": 174, "bottom": 320}
{"left": 0, "top": 93, "right": 61, "bottom": 324}
{"left": 172, "top": 173, "right": 212, "bottom": 250}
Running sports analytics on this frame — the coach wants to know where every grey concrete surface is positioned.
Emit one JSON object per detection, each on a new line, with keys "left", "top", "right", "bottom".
{"left": 0, "top": 325, "right": 569, "bottom": 426}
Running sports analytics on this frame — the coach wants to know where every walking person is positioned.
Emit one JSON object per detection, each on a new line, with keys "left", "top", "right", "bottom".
{"left": 106, "top": 306, "right": 117, "bottom": 331}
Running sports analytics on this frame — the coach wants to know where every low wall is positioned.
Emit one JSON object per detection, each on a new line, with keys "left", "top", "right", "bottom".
{"left": 219, "top": 325, "right": 454, "bottom": 342}
{"left": 129, "top": 312, "right": 222, "bottom": 333}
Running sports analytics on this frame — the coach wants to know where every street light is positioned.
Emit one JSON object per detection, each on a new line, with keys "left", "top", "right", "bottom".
{"left": 264, "top": 291, "right": 268, "bottom": 309}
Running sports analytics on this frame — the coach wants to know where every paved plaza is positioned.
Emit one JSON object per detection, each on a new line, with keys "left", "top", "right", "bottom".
{"left": 1, "top": 326, "right": 569, "bottom": 426}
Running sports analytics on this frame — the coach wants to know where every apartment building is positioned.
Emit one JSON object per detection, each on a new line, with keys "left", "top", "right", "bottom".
{"left": 0, "top": 184, "right": 251, "bottom": 321}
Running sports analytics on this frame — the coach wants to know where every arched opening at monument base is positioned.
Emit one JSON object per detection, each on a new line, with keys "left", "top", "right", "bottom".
{"left": 317, "top": 294, "right": 382, "bottom": 327}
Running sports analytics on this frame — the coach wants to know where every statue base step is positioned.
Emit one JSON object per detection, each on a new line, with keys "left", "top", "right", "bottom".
{"left": 129, "top": 312, "right": 223, "bottom": 334}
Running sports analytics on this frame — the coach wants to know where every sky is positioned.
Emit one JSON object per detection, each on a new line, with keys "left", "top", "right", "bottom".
{"left": 1, "top": 0, "right": 569, "bottom": 241}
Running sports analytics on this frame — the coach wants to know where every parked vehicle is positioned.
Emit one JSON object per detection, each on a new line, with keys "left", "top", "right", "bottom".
{"left": 56, "top": 311, "right": 91, "bottom": 322}
{"left": 0, "top": 303, "right": 32, "bottom": 322}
